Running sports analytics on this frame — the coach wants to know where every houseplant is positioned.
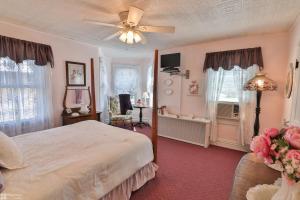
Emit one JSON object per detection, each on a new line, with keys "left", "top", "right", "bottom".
{"left": 250, "top": 127, "right": 300, "bottom": 200}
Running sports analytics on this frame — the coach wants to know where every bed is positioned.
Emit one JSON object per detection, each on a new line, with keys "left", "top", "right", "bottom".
{"left": 1, "top": 120, "right": 157, "bottom": 200}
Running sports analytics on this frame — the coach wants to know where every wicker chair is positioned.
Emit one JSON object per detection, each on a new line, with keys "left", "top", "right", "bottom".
{"left": 230, "top": 153, "right": 281, "bottom": 200}
{"left": 108, "top": 95, "right": 133, "bottom": 129}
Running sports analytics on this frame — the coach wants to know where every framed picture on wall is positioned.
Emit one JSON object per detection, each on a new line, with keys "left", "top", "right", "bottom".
{"left": 187, "top": 80, "right": 201, "bottom": 96}
{"left": 66, "top": 61, "right": 86, "bottom": 86}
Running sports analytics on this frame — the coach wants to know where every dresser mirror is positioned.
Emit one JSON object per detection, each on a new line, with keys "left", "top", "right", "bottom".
{"left": 62, "top": 87, "right": 92, "bottom": 116}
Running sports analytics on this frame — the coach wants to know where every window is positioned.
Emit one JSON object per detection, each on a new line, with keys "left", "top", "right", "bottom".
{"left": 218, "top": 69, "right": 239, "bottom": 102}
{"left": 206, "top": 65, "right": 258, "bottom": 144}
{"left": 112, "top": 65, "right": 140, "bottom": 104}
{"left": 1, "top": 60, "right": 35, "bottom": 121}
{"left": 0, "top": 57, "right": 53, "bottom": 136}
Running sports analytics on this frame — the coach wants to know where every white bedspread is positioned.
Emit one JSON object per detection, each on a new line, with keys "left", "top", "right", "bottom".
{"left": 2, "top": 121, "right": 154, "bottom": 200}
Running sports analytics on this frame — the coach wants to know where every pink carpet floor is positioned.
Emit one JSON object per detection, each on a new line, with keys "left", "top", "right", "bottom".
{"left": 130, "top": 127, "right": 245, "bottom": 200}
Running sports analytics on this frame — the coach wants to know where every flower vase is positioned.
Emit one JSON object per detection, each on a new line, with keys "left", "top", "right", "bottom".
{"left": 272, "top": 175, "right": 300, "bottom": 200}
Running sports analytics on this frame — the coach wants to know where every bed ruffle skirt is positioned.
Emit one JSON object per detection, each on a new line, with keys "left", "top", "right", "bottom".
{"left": 100, "top": 162, "right": 158, "bottom": 200}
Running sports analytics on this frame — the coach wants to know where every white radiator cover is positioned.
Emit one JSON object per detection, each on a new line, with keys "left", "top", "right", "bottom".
{"left": 158, "top": 115, "right": 210, "bottom": 147}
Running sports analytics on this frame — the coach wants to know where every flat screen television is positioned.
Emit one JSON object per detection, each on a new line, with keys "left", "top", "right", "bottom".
{"left": 161, "top": 53, "right": 180, "bottom": 68}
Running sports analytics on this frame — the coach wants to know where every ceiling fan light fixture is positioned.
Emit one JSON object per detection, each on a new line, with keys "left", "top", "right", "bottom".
{"left": 126, "top": 30, "right": 134, "bottom": 44}
{"left": 84, "top": 6, "right": 175, "bottom": 45}
{"left": 134, "top": 31, "right": 142, "bottom": 43}
{"left": 119, "top": 32, "right": 127, "bottom": 42}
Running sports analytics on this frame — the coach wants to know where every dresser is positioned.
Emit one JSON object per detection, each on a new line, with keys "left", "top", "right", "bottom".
{"left": 62, "top": 114, "right": 92, "bottom": 126}
{"left": 62, "top": 58, "right": 99, "bottom": 126}
{"left": 62, "top": 111, "right": 102, "bottom": 126}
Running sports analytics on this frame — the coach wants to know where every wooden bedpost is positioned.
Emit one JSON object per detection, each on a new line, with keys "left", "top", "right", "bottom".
{"left": 90, "top": 58, "right": 97, "bottom": 120}
{"left": 152, "top": 50, "right": 158, "bottom": 163}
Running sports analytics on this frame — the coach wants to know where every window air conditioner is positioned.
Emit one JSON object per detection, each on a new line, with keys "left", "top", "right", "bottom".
{"left": 217, "top": 102, "right": 239, "bottom": 120}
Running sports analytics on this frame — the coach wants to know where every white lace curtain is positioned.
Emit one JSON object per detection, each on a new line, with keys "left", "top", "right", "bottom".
{"left": 206, "top": 65, "right": 258, "bottom": 145}
{"left": 233, "top": 65, "right": 258, "bottom": 145}
{"left": 99, "top": 57, "right": 110, "bottom": 123}
{"left": 112, "top": 65, "right": 141, "bottom": 102}
{"left": 206, "top": 68, "right": 225, "bottom": 142}
{"left": 0, "top": 57, "right": 53, "bottom": 136}
{"left": 147, "top": 65, "right": 154, "bottom": 107}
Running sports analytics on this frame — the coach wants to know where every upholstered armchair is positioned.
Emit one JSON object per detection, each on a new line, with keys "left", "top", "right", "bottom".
{"left": 108, "top": 95, "right": 133, "bottom": 129}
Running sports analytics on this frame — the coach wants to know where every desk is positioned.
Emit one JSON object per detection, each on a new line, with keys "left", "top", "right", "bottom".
{"left": 134, "top": 106, "right": 149, "bottom": 127}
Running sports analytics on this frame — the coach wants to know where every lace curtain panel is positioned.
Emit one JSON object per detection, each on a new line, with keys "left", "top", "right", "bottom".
{"left": 0, "top": 57, "right": 53, "bottom": 136}
{"left": 147, "top": 65, "right": 154, "bottom": 107}
{"left": 206, "top": 68, "right": 225, "bottom": 142}
{"left": 233, "top": 65, "right": 258, "bottom": 145}
{"left": 206, "top": 65, "right": 257, "bottom": 145}
{"left": 99, "top": 57, "right": 110, "bottom": 123}
{"left": 112, "top": 65, "right": 141, "bottom": 103}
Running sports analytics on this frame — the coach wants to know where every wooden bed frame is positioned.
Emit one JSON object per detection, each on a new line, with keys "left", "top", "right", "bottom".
{"left": 152, "top": 50, "right": 158, "bottom": 163}
{"left": 89, "top": 49, "right": 159, "bottom": 163}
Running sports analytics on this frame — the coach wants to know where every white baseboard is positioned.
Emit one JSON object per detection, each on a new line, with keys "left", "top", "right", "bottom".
{"left": 158, "top": 134, "right": 206, "bottom": 147}
{"left": 210, "top": 139, "right": 249, "bottom": 152}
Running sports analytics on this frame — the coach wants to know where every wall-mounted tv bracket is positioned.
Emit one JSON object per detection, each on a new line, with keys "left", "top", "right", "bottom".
{"left": 169, "top": 69, "right": 190, "bottom": 79}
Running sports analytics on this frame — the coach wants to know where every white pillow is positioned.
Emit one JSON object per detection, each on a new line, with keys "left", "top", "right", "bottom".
{"left": 0, "top": 131, "right": 24, "bottom": 169}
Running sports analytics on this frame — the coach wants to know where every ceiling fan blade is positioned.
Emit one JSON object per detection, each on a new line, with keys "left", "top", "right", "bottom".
{"left": 139, "top": 32, "right": 147, "bottom": 44}
{"left": 127, "top": 6, "right": 144, "bottom": 26}
{"left": 83, "top": 19, "right": 122, "bottom": 28}
{"left": 103, "top": 31, "right": 123, "bottom": 41}
{"left": 137, "top": 25, "right": 175, "bottom": 33}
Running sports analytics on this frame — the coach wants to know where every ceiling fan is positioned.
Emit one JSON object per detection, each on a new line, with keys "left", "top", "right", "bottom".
{"left": 83, "top": 6, "right": 175, "bottom": 44}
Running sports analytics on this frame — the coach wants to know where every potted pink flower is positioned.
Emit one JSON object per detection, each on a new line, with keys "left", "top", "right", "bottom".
{"left": 250, "top": 126, "right": 300, "bottom": 199}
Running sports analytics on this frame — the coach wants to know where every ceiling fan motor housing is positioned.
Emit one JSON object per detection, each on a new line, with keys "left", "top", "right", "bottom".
{"left": 119, "top": 11, "right": 129, "bottom": 25}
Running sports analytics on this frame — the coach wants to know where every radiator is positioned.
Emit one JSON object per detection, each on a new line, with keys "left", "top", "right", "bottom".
{"left": 158, "top": 115, "right": 211, "bottom": 147}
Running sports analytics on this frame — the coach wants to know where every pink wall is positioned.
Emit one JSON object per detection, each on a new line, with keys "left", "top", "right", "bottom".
{"left": 284, "top": 16, "right": 300, "bottom": 123}
{"left": 0, "top": 22, "right": 100, "bottom": 127}
{"left": 159, "top": 32, "right": 289, "bottom": 137}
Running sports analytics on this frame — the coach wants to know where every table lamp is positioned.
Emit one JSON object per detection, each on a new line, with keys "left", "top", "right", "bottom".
{"left": 244, "top": 72, "right": 277, "bottom": 136}
{"left": 142, "top": 92, "right": 150, "bottom": 106}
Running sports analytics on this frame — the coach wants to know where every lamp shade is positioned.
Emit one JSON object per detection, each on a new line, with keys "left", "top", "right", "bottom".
{"left": 244, "top": 72, "right": 277, "bottom": 91}
{"left": 143, "top": 91, "right": 149, "bottom": 99}
{"left": 134, "top": 31, "right": 142, "bottom": 43}
{"left": 126, "top": 30, "right": 134, "bottom": 44}
{"left": 119, "top": 32, "right": 127, "bottom": 43}
{"left": 118, "top": 29, "right": 144, "bottom": 44}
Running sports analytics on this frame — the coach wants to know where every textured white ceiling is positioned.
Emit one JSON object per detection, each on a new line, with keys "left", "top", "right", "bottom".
{"left": 0, "top": 0, "right": 300, "bottom": 58}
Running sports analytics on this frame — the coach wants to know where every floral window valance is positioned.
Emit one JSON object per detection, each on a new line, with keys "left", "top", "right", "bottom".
{"left": 0, "top": 35, "right": 54, "bottom": 67}
{"left": 203, "top": 47, "right": 263, "bottom": 72}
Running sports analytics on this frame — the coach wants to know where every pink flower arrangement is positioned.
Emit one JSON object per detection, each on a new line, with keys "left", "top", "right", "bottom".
{"left": 250, "top": 135, "right": 270, "bottom": 159}
{"left": 251, "top": 126, "right": 300, "bottom": 184}
{"left": 284, "top": 127, "right": 300, "bottom": 149}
